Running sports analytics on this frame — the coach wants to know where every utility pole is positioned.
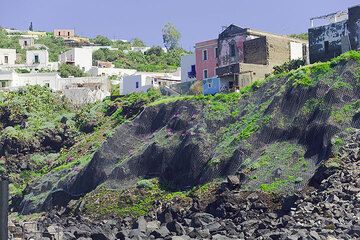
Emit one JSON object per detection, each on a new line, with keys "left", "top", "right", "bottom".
{"left": 0, "top": 179, "right": 9, "bottom": 240}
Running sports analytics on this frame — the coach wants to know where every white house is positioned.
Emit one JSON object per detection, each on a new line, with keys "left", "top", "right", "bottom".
{"left": 120, "top": 70, "right": 181, "bottom": 95}
{"left": 180, "top": 54, "right": 196, "bottom": 82}
{"left": 0, "top": 49, "right": 16, "bottom": 65}
{"left": 59, "top": 48, "right": 93, "bottom": 72}
{"left": 88, "top": 66, "right": 137, "bottom": 78}
{"left": 0, "top": 71, "right": 110, "bottom": 104}
{"left": 26, "top": 50, "right": 49, "bottom": 67}
{"left": 19, "top": 37, "right": 35, "bottom": 49}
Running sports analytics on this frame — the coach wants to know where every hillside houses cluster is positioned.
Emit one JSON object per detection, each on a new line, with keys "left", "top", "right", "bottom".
{"left": 0, "top": 4, "right": 360, "bottom": 102}
{"left": 180, "top": 4, "right": 360, "bottom": 95}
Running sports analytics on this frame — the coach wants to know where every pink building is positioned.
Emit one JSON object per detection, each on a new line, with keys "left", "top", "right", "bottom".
{"left": 195, "top": 39, "right": 218, "bottom": 80}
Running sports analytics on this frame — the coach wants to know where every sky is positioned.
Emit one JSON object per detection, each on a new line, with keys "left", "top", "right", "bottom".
{"left": 0, "top": 0, "right": 359, "bottom": 50}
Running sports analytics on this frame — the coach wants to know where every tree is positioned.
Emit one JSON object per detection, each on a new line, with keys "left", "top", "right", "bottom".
{"left": 145, "top": 46, "right": 164, "bottom": 56}
{"left": 131, "top": 38, "right": 146, "bottom": 47}
{"left": 91, "top": 35, "right": 112, "bottom": 46}
{"left": 59, "top": 64, "right": 85, "bottom": 78}
{"left": 162, "top": 23, "right": 181, "bottom": 51}
{"left": 29, "top": 22, "right": 33, "bottom": 31}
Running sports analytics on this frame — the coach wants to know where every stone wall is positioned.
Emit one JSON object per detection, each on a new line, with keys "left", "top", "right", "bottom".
{"left": 267, "top": 36, "right": 292, "bottom": 67}
{"left": 244, "top": 37, "right": 267, "bottom": 65}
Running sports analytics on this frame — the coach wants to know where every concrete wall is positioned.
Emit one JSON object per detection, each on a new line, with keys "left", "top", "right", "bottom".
{"left": 218, "top": 34, "right": 248, "bottom": 68}
{"left": 348, "top": 5, "right": 360, "bottom": 50}
{"left": 203, "top": 77, "right": 221, "bottom": 95}
{"left": 180, "top": 54, "right": 196, "bottom": 82}
{"left": 26, "top": 50, "right": 49, "bottom": 65}
{"left": 308, "top": 20, "right": 347, "bottom": 63}
{"left": 195, "top": 39, "right": 218, "bottom": 80}
{"left": 290, "top": 42, "right": 304, "bottom": 60}
{"left": 0, "top": 49, "right": 16, "bottom": 65}
{"left": 120, "top": 75, "right": 152, "bottom": 95}
{"left": 240, "top": 63, "right": 273, "bottom": 81}
{"left": 63, "top": 88, "right": 110, "bottom": 105}
{"left": 267, "top": 36, "right": 292, "bottom": 67}
{"left": 59, "top": 48, "right": 93, "bottom": 72}
{"left": 244, "top": 37, "right": 267, "bottom": 65}
{"left": 88, "top": 66, "right": 137, "bottom": 77}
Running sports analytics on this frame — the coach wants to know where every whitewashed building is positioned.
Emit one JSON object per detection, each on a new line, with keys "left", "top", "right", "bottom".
{"left": 88, "top": 66, "right": 137, "bottom": 78}
{"left": 19, "top": 37, "right": 35, "bottom": 49}
{"left": 0, "top": 71, "right": 110, "bottom": 104}
{"left": 0, "top": 49, "right": 16, "bottom": 65}
{"left": 120, "top": 70, "right": 181, "bottom": 95}
{"left": 26, "top": 50, "right": 49, "bottom": 67}
{"left": 59, "top": 48, "right": 93, "bottom": 72}
{"left": 180, "top": 54, "right": 196, "bottom": 82}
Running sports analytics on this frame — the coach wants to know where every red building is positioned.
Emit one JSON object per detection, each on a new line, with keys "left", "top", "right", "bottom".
{"left": 195, "top": 39, "right": 218, "bottom": 80}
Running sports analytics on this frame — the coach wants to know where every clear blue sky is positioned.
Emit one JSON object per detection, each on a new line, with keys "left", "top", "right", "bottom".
{"left": 1, "top": 0, "right": 359, "bottom": 50}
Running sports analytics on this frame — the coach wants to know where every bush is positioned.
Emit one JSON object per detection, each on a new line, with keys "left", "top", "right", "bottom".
{"left": 59, "top": 64, "right": 86, "bottom": 78}
{"left": 273, "top": 59, "right": 305, "bottom": 75}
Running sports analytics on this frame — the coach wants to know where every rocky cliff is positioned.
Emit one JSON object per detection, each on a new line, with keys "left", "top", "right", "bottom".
{"left": 4, "top": 52, "right": 360, "bottom": 239}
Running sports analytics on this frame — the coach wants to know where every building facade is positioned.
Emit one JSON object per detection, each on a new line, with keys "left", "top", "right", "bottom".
{"left": 309, "top": 5, "right": 360, "bottom": 63}
{"left": 215, "top": 25, "right": 307, "bottom": 92}
{"left": 59, "top": 48, "right": 93, "bottom": 72}
{"left": 0, "top": 49, "right": 16, "bottom": 65}
{"left": 19, "top": 37, "right": 35, "bottom": 49}
{"left": 180, "top": 54, "right": 196, "bottom": 82}
{"left": 26, "top": 50, "right": 49, "bottom": 67}
{"left": 54, "top": 29, "right": 75, "bottom": 39}
{"left": 195, "top": 39, "right": 218, "bottom": 81}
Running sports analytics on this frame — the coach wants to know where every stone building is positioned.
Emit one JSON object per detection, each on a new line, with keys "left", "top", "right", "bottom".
{"left": 54, "top": 29, "right": 75, "bottom": 39}
{"left": 308, "top": 5, "right": 360, "bottom": 63}
{"left": 215, "top": 25, "right": 308, "bottom": 92}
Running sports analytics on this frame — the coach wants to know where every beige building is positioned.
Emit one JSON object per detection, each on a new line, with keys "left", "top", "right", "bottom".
{"left": 54, "top": 29, "right": 75, "bottom": 39}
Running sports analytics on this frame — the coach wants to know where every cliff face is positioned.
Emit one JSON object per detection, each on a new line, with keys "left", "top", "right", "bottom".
{"left": 17, "top": 54, "right": 360, "bottom": 214}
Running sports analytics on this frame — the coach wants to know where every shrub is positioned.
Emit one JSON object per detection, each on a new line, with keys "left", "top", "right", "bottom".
{"left": 59, "top": 64, "right": 85, "bottom": 78}
{"left": 273, "top": 59, "right": 305, "bottom": 75}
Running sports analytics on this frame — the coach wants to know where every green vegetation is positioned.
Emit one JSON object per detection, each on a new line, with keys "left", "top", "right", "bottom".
{"left": 162, "top": 23, "right": 181, "bottom": 51}
{"left": 4, "top": 87, "right": 163, "bottom": 197}
{"left": 0, "top": 28, "right": 25, "bottom": 63}
{"left": 0, "top": 86, "right": 75, "bottom": 141}
{"left": 330, "top": 100, "right": 360, "bottom": 124}
{"left": 83, "top": 178, "right": 189, "bottom": 218}
{"left": 288, "top": 33, "right": 308, "bottom": 40}
{"left": 59, "top": 63, "right": 86, "bottom": 78}
{"left": 273, "top": 59, "right": 305, "bottom": 75}
{"left": 243, "top": 142, "right": 311, "bottom": 193}
{"left": 35, "top": 34, "right": 69, "bottom": 62}
{"left": 93, "top": 47, "right": 189, "bottom": 72}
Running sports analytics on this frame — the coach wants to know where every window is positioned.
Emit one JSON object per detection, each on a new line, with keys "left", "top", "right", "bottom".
{"left": 136, "top": 82, "right": 139, "bottom": 88}
{"left": 324, "top": 41, "right": 330, "bottom": 54}
{"left": 208, "top": 83, "right": 212, "bottom": 88}
{"left": 45, "top": 83, "right": 50, "bottom": 87}
{"left": 4, "top": 56, "right": 8, "bottom": 64}
{"left": 230, "top": 43, "right": 236, "bottom": 57}
{"left": 24, "top": 40, "right": 28, "bottom": 46}
{"left": 34, "top": 55, "right": 39, "bottom": 63}
{"left": 1, "top": 82, "right": 5, "bottom": 88}
{"left": 59, "top": 31, "right": 61, "bottom": 36}
{"left": 203, "top": 50, "right": 208, "bottom": 61}
{"left": 68, "top": 32, "right": 70, "bottom": 36}
{"left": 203, "top": 69, "right": 208, "bottom": 79}
{"left": 215, "top": 47, "right": 219, "bottom": 58}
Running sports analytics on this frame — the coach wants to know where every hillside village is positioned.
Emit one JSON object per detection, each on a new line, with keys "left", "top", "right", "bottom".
{"left": 0, "top": 5, "right": 358, "bottom": 105}
{"left": 0, "top": 3, "right": 360, "bottom": 240}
